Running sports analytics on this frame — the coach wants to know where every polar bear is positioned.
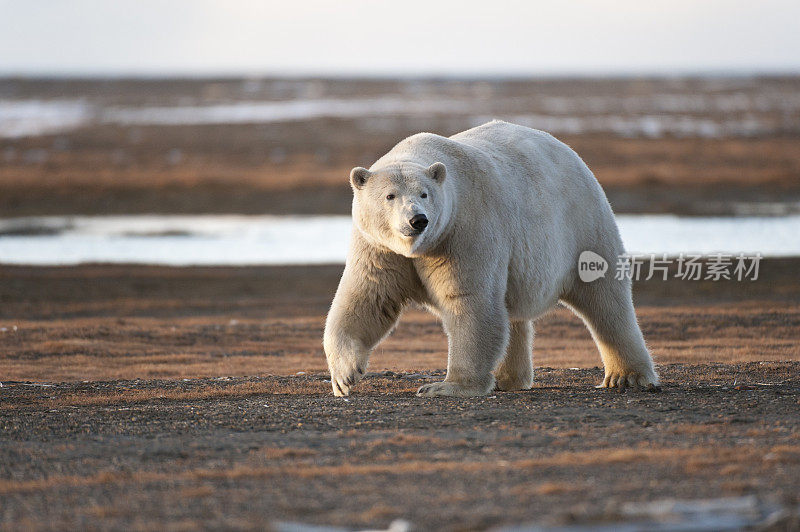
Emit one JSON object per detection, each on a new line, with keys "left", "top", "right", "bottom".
{"left": 323, "top": 120, "right": 658, "bottom": 397}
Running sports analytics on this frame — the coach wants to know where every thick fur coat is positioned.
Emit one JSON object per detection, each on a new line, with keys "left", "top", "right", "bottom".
{"left": 324, "top": 120, "right": 658, "bottom": 397}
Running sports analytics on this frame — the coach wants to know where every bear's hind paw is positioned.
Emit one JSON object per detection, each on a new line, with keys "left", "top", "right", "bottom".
{"left": 596, "top": 371, "right": 660, "bottom": 392}
{"left": 416, "top": 381, "right": 492, "bottom": 398}
{"left": 495, "top": 374, "right": 534, "bottom": 391}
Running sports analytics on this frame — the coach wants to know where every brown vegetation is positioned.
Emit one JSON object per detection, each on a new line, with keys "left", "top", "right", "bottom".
{"left": 1, "top": 260, "right": 798, "bottom": 382}
{"left": 2, "top": 77, "right": 800, "bottom": 216}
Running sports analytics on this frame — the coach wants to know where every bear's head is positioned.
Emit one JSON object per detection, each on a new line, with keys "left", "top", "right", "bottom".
{"left": 350, "top": 162, "right": 451, "bottom": 257}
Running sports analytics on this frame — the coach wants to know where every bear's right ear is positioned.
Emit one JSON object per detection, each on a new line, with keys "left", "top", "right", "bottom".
{"left": 350, "top": 167, "right": 371, "bottom": 190}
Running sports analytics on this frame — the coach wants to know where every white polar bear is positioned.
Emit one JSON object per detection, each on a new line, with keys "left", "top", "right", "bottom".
{"left": 323, "top": 120, "right": 658, "bottom": 397}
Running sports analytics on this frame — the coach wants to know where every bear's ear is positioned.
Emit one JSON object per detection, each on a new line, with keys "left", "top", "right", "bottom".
{"left": 427, "top": 162, "right": 446, "bottom": 183}
{"left": 350, "top": 167, "right": 371, "bottom": 190}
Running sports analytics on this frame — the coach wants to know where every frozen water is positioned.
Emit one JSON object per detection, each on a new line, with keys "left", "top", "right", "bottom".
{"left": 0, "top": 214, "right": 797, "bottom": 266}
{"left": 0, "top": 99, "right": 92, "bottom": 138}
{"left": 101, "top": 97, "right": 470, "bottom": 126}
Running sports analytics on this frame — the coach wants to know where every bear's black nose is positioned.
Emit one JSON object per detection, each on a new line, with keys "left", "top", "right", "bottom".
{"left": 409, "top": 214, "right": 428, "bottom": 231}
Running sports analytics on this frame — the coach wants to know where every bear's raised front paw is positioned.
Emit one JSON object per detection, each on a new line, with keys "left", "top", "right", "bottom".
{"left": 596, "top": 370, "right": 660, "bottom": 392}
{"left": 329, "top": 360, "right": 365, "bottom": 397}
{"left": 416, "top": 381, "right": 492, "bottom": 397}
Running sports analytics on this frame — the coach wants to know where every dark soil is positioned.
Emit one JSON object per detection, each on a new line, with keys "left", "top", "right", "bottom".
{"left": 0, "top": 263, "right": 798, "bottom": 530}
{"left": 1, "top": 364, "right": 799, "bottom": 530}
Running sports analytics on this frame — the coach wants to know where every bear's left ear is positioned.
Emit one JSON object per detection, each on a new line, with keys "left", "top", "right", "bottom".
{"left": 427, "top": 162, "right": 446, "bottom": 183}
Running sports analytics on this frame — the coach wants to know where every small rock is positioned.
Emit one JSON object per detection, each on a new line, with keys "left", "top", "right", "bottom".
{"left": 402, "top": 373, "right": 433, "bottom": 380}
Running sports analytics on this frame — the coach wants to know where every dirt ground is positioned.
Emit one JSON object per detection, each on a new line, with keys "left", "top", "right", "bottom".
{"left": 0, "top": 259, "right": 799, "bottom": 381}
{"left": 1, "top": 364, "right": 799, "bottom": 530}
{"left": 1, "top": 261, "right": 798, "bottom": 530}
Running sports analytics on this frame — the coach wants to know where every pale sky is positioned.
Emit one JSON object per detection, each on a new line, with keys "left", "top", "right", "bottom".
{"left": 1, "top": 0, "right": 799, "bottom": 76}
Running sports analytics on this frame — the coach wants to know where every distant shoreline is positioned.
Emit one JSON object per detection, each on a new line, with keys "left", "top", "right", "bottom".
{"left": 2, "top": 71, "right": 800, "bottom": 81}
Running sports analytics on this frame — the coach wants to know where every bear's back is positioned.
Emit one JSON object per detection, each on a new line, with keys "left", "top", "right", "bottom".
{"left": 452, "top": 120, "right": 599, "bottom": 192}
{"left": 451, "top": 120, "right": 582, "bottom": 171}
{"left": 377, "top": 121, "right": 586, "bottom": 179}
{"left": 451, "top": 119, "right": 557, "bottom": 145}
{"left": 372, "top": 130, "right": 481, "bottom": 172}
{"left": 373, "top": 121, "right": 601, "bottom": 216}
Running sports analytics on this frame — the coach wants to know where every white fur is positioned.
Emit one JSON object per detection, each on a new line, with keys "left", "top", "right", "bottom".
{"left": 324, "top": 120, "right": 659, "bottom": 397}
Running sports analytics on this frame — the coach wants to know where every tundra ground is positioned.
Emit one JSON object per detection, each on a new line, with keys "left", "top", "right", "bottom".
{"left": 1, "top": 262, "right": 798, "bottom": 530}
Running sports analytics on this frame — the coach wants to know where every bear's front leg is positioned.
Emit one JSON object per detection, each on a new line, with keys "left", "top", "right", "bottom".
{"left": 324, "top": 282, "right": 404, "bottom": 396}
{"left": 417, "top": 298, "right": 510, "bottom": 397}
{"left": 324, "top": 237, "right": 413, "bottom": 396}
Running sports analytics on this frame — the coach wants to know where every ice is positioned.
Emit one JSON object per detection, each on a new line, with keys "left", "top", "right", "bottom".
{"left": 0, "top": 214, "right": 799, "bottom": 266}
{"left": 499, "top": 113, "right": 765, "bottom": 138}
{"left": 0, "top": 215, "right": 351, "bottom": 265}
{"left": 0, "top": 99, "right": 92, "bottom": 138}
{"left": 499, "top": 496, "right": 791, "bottom": 531}
{"left": 101, "top": 97, "right": 470, "bottom": 126}
{"left": 618, "top": 214, "right": 799, "bottom": 256}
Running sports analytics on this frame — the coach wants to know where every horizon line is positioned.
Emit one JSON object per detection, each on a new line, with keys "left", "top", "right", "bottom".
{"left": 0, "top": 68, "right": 800, "bottom": 81}
{"left": 2, "top": 67, "right": 800, "bottom": 81}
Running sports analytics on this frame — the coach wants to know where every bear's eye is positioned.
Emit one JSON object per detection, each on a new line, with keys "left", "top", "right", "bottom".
{"left": 386, "top": 194, "right": 395, "bottom": 200}
{"left": 421, "top": 193, "right": 428, "bottom": 198}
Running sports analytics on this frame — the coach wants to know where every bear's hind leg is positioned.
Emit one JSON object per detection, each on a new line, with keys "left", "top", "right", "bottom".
{"left": 495, "top": 320, "right": 534, "bottom": 391}
{"left": 562, "top": 278, "right": 659, "bottom": 390}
